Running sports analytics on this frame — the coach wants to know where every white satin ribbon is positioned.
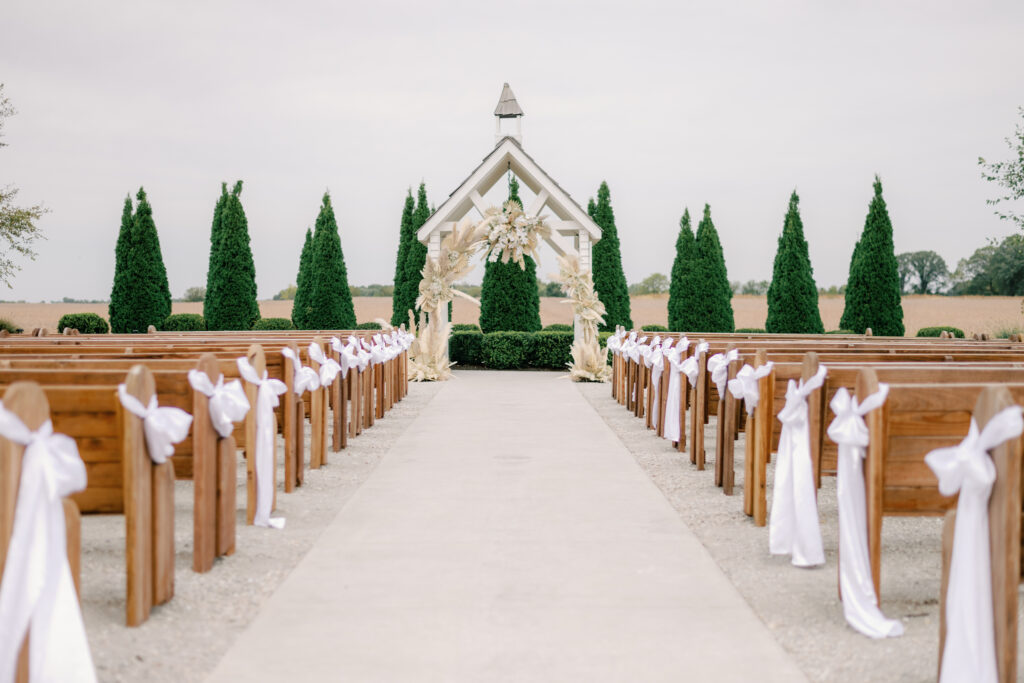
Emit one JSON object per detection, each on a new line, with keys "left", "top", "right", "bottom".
{"left": 0, "top": 406, "right": 96, "bottom": 683}
{"left": 280, "top": 348, "right": 320, "bottom": 394}
{"left": 649, "top": 346, "right": 665, "bottom": 424}
{"left": 187, "top": 370, "right": 250, "bottom": 439}
{"left": 708, "top": 348, "right": 740, "bottom": 398}
{"left": 926, "top": 407, "right": 1024, "bottom": 683}
{"left": 117, "top": 385, "right": 193, "bottom": 465}
{"left": 827, "top": 385, "right": 903, "bottom": 638}
{"left": 726, "top": 362, "right": 775, "bottom": 415}
{"left": 768, "top": 365, "right": 827, "bottom": 567}
{"left": 331, "top": 337, "right": 355, "bottom": 374}
{"left": 307, "top": 343, "right": 342, "bottom": 386}
{"left": 663, "top": 338, "right": 689, "bottom": 443}
{"left": 236, "top": 358, "right": 287, "bottom": 530}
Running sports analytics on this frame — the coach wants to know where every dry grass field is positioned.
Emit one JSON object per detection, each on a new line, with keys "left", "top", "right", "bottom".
{"left": 2, "top": 294, "right": 1021, "bottom": 337}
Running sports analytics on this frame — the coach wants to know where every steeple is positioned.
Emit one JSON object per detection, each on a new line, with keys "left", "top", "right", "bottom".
{"left": 493, "top": 83, "right": 524, "bottom": 146}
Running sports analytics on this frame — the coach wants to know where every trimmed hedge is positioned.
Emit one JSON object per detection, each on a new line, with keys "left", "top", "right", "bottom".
{"left": 0, "top": 317, "right": 23, "bottom": 334}
{"left": 531, "top": 331, "right": 574, "bottom": 369}
{"left": 162, "top": 313, "right": 206, "bottom": 331}
{"left": 542, "top": 323, "right": 573, "bottom": 332}
{"left": 481, "top": 331, "right": 535, "bottom": 370}
{"left": 641, "top": 324, "right": 668, "bottom": 332}
{"left": 252, "top": 317, "right": 296, "bottom": 331}
{"left": 57, "top": 313, "right": 109, "bottom": 334}
{"left": 449, "top": 330, "right": 484, "bottom": 366}
{"left": 736, "top": 327, "right": 767, "bottom": 333}
{"left": 355, "top": 321, "right": 382, "bottom": 330}
{"left": 826, "top": 329, "right": 855, "bottom": 334}
{"left": 451, "top": 323, "right": 481, "bottom": 332}
{"left": 916, "top": 326, "right": 965, "bottom": 338}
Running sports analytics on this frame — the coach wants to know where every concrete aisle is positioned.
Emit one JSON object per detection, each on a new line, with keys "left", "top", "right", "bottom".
{"left": 207, "top": 371, "right": 806, "bottom": 682}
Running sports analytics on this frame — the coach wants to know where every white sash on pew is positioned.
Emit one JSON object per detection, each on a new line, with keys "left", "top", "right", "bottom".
{"left": 680, "top": 341, "right": 709, "bottom": 388}
{"left": 708, "top": 349, "right": 740, "bottom": 399}
{"left": 766, "top": 366, "right": 827, "bottom": 568}
{"left": 925, "top": 407, "right": 1024, "bottom": 683}
{"left": 0, "top": 405, "right": 96, "bottom": 683}
{"left": 307, "top": 343, "right": 342, "bottom": 387}
{"left": 237, "top": 358, "right": 287, "bottom": 529}
{"left": 827, "top": 385, "right": 903, "bottom": 638}
{"left": 649, "top": 345, "right": 665, "bottom": 425}
{"left": 187, "top": 370, "right": 250, "bottom": 439}
{"left": 117, "top": 385, "right": 193, "bottom": 464}
{"left": 280, "top": 348, "right": 320, "bottom": 394}
{"left": 663, "top": 338, "right": 689, "bottom": 443}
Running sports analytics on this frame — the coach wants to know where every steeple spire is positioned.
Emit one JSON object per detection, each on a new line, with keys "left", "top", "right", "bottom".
{"left": 493, "top": 83, "right": 524, "bottom": 146}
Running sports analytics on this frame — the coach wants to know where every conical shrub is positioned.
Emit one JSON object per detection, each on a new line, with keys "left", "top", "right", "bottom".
{"left": 207, "top": 181, "right": 260, "bottom": 330}
{"left": 307, "top": 193, "right": 356, "bottom": 330}
{"left": 766, "top": 191, "right": 823, "bottom": 333}
{"left": 390, "top": 190, "right": 417, "bottom": 326}
{"left": 291, "top": 227, "right": 314, "bottom": 329}
{"left": 691, "top": 204, "right": 734, "bottom": 332}
{"left": 109, "top": 195, "right": 134, "bottom": 333}
{"left": 203, "top": 183, "right": 228, "bottom": 322}
{"left": 588, "top": 181, "right": 632, "bottom": 331}
{"left": 123, "top": 188, "right": 172, "bottom": 332}
{"left": 667, "top": 208, "right": 698, "bottom": 332}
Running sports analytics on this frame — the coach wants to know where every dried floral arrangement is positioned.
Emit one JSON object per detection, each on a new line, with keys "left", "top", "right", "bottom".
{"left": 477, "top": 200, "right": 551, "bottom": 270}
{"left": 554, "top": 253, "right": 611, "bottom": 382}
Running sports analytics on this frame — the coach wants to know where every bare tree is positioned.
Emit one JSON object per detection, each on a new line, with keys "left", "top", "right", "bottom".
{"left": 0, "top": 84, "right": 47, "bottom": 286}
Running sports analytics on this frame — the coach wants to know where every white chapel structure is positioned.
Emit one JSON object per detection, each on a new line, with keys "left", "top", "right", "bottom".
{"left": 417, "top": 84, "right": 603, "bottom": 341}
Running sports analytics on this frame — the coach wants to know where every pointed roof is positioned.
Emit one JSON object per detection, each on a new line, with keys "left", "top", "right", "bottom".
{"left": 493, "top": 83, "right": 524, "bottom": 118}
{"left": 417, "top": 136, "right": 601, "bottom": 244}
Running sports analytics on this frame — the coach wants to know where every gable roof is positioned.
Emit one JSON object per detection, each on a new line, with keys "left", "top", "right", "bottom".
{"left": 417, "top": 136, "right": 601, "bottom": 243}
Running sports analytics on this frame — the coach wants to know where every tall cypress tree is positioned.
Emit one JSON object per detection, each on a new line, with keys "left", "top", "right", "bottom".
{"left": 479, "top": 175, "right": 542, "bottom": 332}
{"left": 307, "top": 192, "right": 356, "bottom": 330}
{"left": 766, "top": 191, "right": 823, "bottom": 334}
{"left": 203, "top": 183, "right": 228, "bottom": 322}
{"left": 390, "top": 190, "right": 417, "bottom": 326}
{"left": 692, "top": 204, "right": 734, "bottom": 332}
{"left": 109, "top": 195, "right": 134, "bottom": 333}
{"left": 840, "top": 176, "right": 904, "bottom": 335}
{"left": 207, "top": 181, "right": 260, "bottom": 330}
{"left": 667, "top": 208, "right": 697, "bottom": 332}
{"left": 123, "top": 188, "right": 172, "bottom": 332}
{"left": 291, "top": 227, "right": 314, "bottom": 329}
{"left": 399, "top": 183, "right": 430, "bottom": 321}
{"left": 588, "top": 181, "right": 632, "bottom": 331}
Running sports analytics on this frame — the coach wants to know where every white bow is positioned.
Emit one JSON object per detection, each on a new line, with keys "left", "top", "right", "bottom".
{"left": 307, "top": 343, "right": 342, "bottom": 386}
{"left": 926, "top": 406, "right": 1024, "bottom": 683}
{"left": 827, "top": 385, "right": 903, "bottom": 638}
{"left": 236, "top": 358, "right": 287, "bottom": 529}
{"left": 280, "top": 348, "right": 320, "bottom": 394}
{"left": 726, "top": 362, "right": 775, "bottom": 415}
{"left": 330, "top": 337, "right": 354, "bottom": 374}
{"left": 662, "top": 339, "right": 689, "bottom": 444}
{"left": 117, "top": 385, "right": 193, "bottom": 465}
{"left": 769, "top": 365, "right": 827, "bottom": 567}
{"left": 187, "top": 370, "right": 250, "bottom": 439}
{"left": 0, "top": 405, "right": 96, "bottom": 683}
{"left": 708, "top": 348, "right": 740, "bottom": 398}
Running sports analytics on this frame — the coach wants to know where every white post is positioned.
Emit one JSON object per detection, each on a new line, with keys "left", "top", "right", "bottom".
{"left": 427, "top": 231, "right": 449, "bottom": 358}
{"left": 574, "top": 231, "right": 591, "bottom": 345}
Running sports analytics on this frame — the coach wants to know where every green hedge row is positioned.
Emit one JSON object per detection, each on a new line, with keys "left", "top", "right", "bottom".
{"left": 916, "top": 325, "right": 965, "bottom": 338}
{"left": 449, "top": 330, "right": 578, "bottom": 370}
{"left": 58, "top": 313, "right": 109, "bottom": 334}
{"left": 162, "top": 313, "right": 206, "bottom": 331}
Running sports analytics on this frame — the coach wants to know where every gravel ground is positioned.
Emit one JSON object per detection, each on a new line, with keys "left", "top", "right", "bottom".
{"left": 578, "top": 382, "right": 1024, "bottom": 683}
{"left": 80, "top": 381, "right": 442, "bottom": 683}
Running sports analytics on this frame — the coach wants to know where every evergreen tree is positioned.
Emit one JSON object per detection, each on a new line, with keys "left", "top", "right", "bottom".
{"left": 479, "top": 175, "right": 542, "bottom": 332}
{"left": 766, "top": 191, "right": 824, "bottom": 334}
{"left": 207, "top": 181, "right": 260, "bottom": 330}
{"left": 203, "top": 183, "right": 228, "bottom": 321}
{"left": 291, "top": 227, "right": 314, "bottom": 329}
{"left": 306, "top": 192, "right": 356, "bottom": 329}
{"left": 390, "top": 190, "right": 416, "bottom": 326}
{"left": 123, "top": 188, "right": 172, "bottom": 332}
{"left": 400, "top": 183, "right": 430, "bottom": 322}
{"left": 588, "top": 181, "right": 632, "bottom": 331}
{"left": 691, "top": 204, "right": 734, "bottom": 332}
{"left": 840, "top": 176, "right": 904, "bottom": 335}
{"left": 667, "top": 208, "right": 697, "bottom": 332}
{"left": 838, "top": 238, "right": 863, "bottom": 331}
{"left": 109, "top": 195, "right": 134, "bottom": 333}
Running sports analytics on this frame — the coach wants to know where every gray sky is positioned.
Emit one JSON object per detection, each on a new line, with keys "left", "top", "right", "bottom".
{"left": 2, "top": 0, "right": 1023, "bottom": 301}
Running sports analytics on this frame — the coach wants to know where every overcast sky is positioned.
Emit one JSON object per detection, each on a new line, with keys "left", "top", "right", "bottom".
{"left": 2, "top": 0, "right": 1023, "bottom": 302}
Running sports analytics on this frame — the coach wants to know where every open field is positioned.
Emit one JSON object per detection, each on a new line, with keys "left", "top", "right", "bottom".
{"left": 1, "top": 294, "right": 1021, "bottom": 337}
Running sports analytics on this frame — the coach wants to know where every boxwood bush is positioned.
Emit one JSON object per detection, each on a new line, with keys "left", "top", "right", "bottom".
{"left": 252, "top": 317, "right": 296, "bottom": 331}
{"left": 449, "top": 330, "right": 484, "bottom": 366}
{"left": 826, "top": 329, "right": 855, "bottom": 334}
{"left": 481, "top": 331, "right": 535, "bottom": 369}
{"left": 355, "top": 321, "right": 382, "bottom": 330}
{"left": 57, "top": 312, "right": 109, "bottom": 334}
{"left": 0, "top": 317, "right": 23, "bottom": 334}
{"left": 542, "top": 323, "right": 573, "bottom": 332}
{"left": 531, "top": 331, "right": 574, "bottom": 369}
{"left": 161, "top": 313, "right": 206, "bottom": 331}
{"left": 735, "top": 327, "right": 766, "bottom": 333}
{"left": 641, "top": 324, "right": 668, "bottom": 332}
{"left": 916, "top": 325, "right": 965, "bottom": 338}
{"left": 451, "top": 323, "right": 481, "bottom": 332}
